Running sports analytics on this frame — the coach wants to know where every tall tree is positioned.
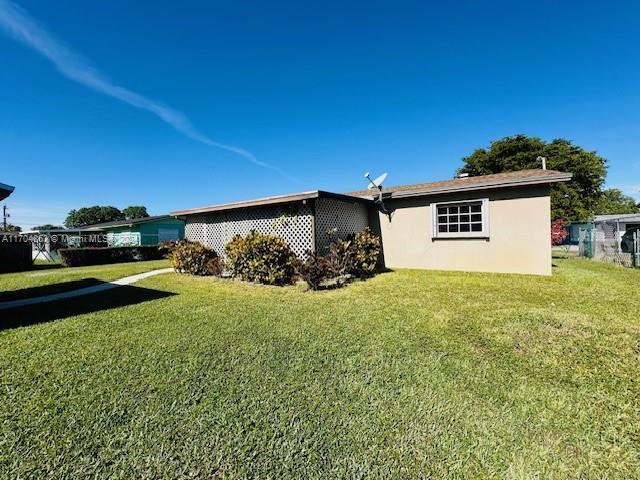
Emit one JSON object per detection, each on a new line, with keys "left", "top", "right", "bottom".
{"left": 457, "top": 134, "right": 607, "bottom": 220}
{"left": 64, "top": 206, "right": 124, "bottom": 228}
{"left": 594, "top": 189, "right": 640, "bottom": 215}
{"left": 122, "top": 206, "right": 149, "bottom": 220}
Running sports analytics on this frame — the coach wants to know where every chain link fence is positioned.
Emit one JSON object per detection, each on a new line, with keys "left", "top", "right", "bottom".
{"left": 578, "top": 220, "right": 639, "bottom": 268}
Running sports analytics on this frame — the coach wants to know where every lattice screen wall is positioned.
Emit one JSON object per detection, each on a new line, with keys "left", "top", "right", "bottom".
{"left": 184, "top": 204, "right": 314, "bottom": 258}
{"left": 315, "top": 197, "right": 370, "bottom": 253}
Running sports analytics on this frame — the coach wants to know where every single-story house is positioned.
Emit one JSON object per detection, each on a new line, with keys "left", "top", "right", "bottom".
{"left": 0, "top": 182, "right": 15, "bottom": 201}
{"left": 26, "top": 227, "right": 98, "bottom": 261}
{"left": 591, "top": 214, "right": 640, "bottom": 254}
{"left": 172, "top": 169, "right": 571, "bottom": 275}
{"left": 81, "top": 215, "right": 185, "bottom": 247}
{"left": 568, "top": 214, "right": 640, "bottom": 249}
{"left": 28, "top": 215, "right": 184, "bottom": 260}
{"left": 565, "top": 221, "right": 585, "bottom": 246}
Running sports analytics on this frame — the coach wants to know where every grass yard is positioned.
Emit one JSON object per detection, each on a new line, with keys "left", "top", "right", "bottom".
{"left": 0, "top": 259, "right": 170, "bottom": 301}
{"left": 1, "top": 258, "right": 639, "bottom": 478}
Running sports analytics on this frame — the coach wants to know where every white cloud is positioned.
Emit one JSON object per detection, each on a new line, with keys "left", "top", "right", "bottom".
{"left": 0, "top": 0, "right": 296, "bottom": 181}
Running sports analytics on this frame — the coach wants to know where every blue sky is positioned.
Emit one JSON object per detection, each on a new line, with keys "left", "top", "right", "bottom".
{"left": 1, "top": 0, "right": 639, "bottom": 229}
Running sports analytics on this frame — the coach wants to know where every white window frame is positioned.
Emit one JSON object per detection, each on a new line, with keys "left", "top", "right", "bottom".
{"left": 431, "top": 198, "right": 490, "bottom": 239}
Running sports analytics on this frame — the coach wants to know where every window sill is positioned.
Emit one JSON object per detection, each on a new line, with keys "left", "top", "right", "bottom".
{"left": 432, "top": 234, "right": 490, "bottom": 240}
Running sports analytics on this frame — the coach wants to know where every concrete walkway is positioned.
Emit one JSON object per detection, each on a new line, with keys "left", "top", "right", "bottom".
{"left": 0, "top": 268, "right": 174, "bottom": 310}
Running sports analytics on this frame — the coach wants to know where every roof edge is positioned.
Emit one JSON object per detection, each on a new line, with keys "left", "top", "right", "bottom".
{"left": 358, "top": 172, "right": 573, "bottom": 200}
{"left": 80, "top": 215, "right": 174, "bottom": 231}
{"left": 171, "top": 190, "right": 371, "bottom": 216}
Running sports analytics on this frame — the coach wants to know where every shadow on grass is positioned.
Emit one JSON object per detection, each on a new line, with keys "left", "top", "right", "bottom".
{"left": 307, "top": 270, "right": 392, "bottom": 291}
{"left": 0, "top": 263, "right": 64, "bottom": 274}
{"left": 0, "top": 283, "right": 176, "bottom": 330}
{"left": 29, "top": 263, "right": 64, "bottom": 271}
{"left": 0, "top": 278, "right": 106, "bottom": 302}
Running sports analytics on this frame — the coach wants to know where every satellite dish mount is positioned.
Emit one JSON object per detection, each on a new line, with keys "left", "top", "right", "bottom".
{"left": 364, "top": 171, "right": 390, "bottom": 218}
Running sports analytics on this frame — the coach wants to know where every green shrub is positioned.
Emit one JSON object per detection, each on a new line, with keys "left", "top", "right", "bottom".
{"left": 297, "top": 229, "right": 382, "bottom": 290}
{"left": 170, "top": 241, "right": 221, "bottom": 276}
{"left": 296, "top": 252, "right": 331, "bottom": 290}
{"left": 225, "top": 231, "right": 296, "bottom": 285}
{"left": 296, "top": 244, "right": 353, "bottom": 291}
{"left": 349, "top": 228, "right": 381, "bottom": 278}
{"left": 326, "top": 239, "right": 354, "bottom": 277}
{"left": 158, "top": 240, "right": 180, "bottom": 258}
{"left": 206, "top": 256, "right": 226, "bottom": 276}
{"left": 58, "top": 246, "right": 164, "bottom": 267}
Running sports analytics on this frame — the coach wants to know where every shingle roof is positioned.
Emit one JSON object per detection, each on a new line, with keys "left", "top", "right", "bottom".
{"left": 346, "top": 169, "right": 572, "bottom": 199}
{"left": 171, "top": 191, "right": 371, "bottom": 216}
{"left": 171, "top": 169, "right": 571, "bottom": 217}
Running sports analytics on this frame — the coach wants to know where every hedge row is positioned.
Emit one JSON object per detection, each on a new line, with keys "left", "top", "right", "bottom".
{"left": 168, "top": 229, "right": 382, "bottom": 289}
{"left": 58, "top": 246, "right": 164, "bottom": 267}
{"left": 0, "top": 238, "right": 33, "bottom": 272}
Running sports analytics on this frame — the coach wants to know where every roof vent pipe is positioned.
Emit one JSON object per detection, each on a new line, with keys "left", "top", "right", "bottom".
{"left": 537, "top": 156, "right": 547, "bottom": 170}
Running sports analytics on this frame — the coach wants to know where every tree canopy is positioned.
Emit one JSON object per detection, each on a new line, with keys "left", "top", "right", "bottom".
{"left": 64, "top": 205, "right": 151, "bottom": 228}
{"left": 33, "top": 224, "right": 65, "bottom": 231}
{"left": 64, "top": 206, "right": 124, "bottom": 228}
{"left": 457, "top": 134, "right": 607, "bottom": 220}
{"left": 594, "top": 188, "right": 639, "bottom": 215}
{"left": 1, "top": 224, "right": 21, "bottom": 233}
{"left": 122, "top": 206, "right": 149, "bottom": 220}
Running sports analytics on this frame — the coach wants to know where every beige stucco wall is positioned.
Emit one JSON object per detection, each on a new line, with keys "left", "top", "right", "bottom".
{"left": 372, "top": 186, "right": 552, "bottom": 275}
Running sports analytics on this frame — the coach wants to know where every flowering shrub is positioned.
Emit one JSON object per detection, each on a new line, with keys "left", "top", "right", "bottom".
{"left": 551, "top": 219, "right": 569, "bottom": 246}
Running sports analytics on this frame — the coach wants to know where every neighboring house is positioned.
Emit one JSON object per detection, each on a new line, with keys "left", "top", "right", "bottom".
{"left": 173, "top": 169, "right": 571, "bottom": 275}
{"left": 81, "top": 215, "right": 185, "bottom": 247}
{"left": 0, "top": 182, "right": 15, "bottom": 201}
{"left": 592, "top": 214, "right": 640, "bottom": 254}
{"left": 28, "top": 215, "right": 184, "bottom": 260}
{"left": 27, "top": 227, "right": 104, "bottom": 261}
{"left": 565, "top": 221, "right": 586, "bottom": 246}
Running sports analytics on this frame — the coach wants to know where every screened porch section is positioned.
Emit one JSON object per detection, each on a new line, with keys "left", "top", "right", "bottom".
{"left": 182, "top": 193, "right": 371, "bottom": 259}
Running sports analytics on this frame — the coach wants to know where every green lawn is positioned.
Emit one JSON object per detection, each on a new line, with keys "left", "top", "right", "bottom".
{"left": 0, "top": 259, "right": 170, "bottom": 300}
{"left": 1, "top": 259, "right": 639, "bottom": 478}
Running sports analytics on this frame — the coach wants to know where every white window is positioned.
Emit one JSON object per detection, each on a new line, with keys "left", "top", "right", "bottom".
{"left": 432, "top": 199, "right": 489, "bottom": 238}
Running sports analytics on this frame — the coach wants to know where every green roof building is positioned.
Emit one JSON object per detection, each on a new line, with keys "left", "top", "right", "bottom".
{"left": 82, "top": 215, "right": 185, "bottom": 246}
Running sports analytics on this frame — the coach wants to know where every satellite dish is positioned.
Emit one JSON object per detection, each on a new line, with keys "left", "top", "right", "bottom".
{"left": 362, "top": 171, "right": 391, "bottom": 218}
{"left": 365, "top": 172, "right": 388, "bottom": 190}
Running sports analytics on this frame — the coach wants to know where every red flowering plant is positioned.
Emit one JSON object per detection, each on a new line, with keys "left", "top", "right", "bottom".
{"left": 551, "top": 219, "right": 569, "bottom": 246}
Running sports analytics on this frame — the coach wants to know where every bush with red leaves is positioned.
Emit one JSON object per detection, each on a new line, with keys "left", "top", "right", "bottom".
{"left": 551, "top": 219, "right": 569, "bottom": 246}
